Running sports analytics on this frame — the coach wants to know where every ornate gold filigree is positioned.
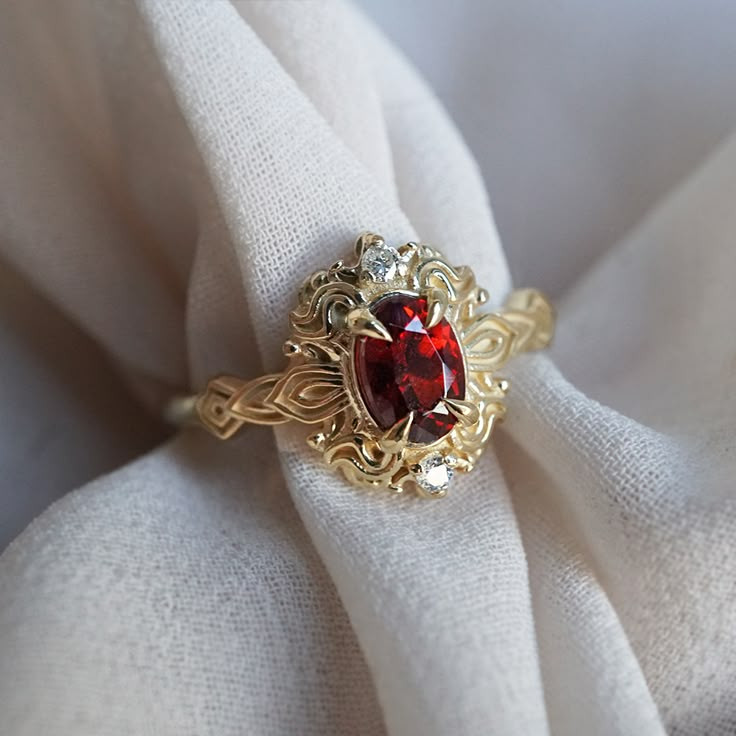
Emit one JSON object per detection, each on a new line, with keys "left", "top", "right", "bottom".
{"left": 266, "top": 363, "right": 348, "bottom": 423}
{"left": 188, "top": 233, "right": 554, "bottom": 496}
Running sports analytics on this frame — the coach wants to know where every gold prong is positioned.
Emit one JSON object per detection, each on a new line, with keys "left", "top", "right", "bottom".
{"left": 382, "top": 412, "right": 415, "bottom": 451}
{"left": 442, "top": 397, "right": 480, "bottom": 426}
{"left": 422, "top": 287, "right": 449, "bottom": 329}
{"left": 397, "top": 241, "right": 419, "bottom": 257}
{"left": 446, "top": 455, "right": 473, "bottom": 473}
{"left": 346, "top": 307, "right": 392, "bottom": 342}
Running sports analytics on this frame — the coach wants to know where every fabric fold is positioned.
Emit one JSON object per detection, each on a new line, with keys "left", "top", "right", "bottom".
{"left": 0, "top": 1, "right": 735, "bottom": 734}
{"left": 0, "top": 432, "right": 385, "bottom": 735}
{"left": 133, "top": 2, "right": 546, "bottom": 732}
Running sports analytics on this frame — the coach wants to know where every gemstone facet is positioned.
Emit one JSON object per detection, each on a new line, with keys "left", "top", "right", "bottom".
{"left": 360, "top": 243, "right": 400, "bottom": 282}
{"left": 354, "top": 293, "right": 466, "bottom": 444}
{"left": 413, "top": 453, "right": 453, "bottom": 495}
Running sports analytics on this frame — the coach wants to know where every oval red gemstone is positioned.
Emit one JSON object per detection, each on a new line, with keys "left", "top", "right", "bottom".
{"left": 354, "top": 293, "right": 466, "bottom": 444}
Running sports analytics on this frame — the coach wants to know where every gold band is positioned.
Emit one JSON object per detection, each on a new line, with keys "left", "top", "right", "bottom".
{"left": 167, "top": 233, "right": 554, "bottom": 496}
{"left": 176, "top": 287, "right": 552, "bottom": 439}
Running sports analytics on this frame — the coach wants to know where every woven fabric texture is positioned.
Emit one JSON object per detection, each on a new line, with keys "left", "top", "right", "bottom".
{"left": 0, "top": 2, "right": 734, "bottom": 734}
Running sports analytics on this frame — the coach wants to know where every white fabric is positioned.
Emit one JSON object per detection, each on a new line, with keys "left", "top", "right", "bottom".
{"left": 363, "top": 0, "right": 736, "bottom": 298}
{"left": 0, "top": 1, "right": 734, "bottom": 735}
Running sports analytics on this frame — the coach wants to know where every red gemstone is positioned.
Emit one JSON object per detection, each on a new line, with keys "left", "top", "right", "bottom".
{"left": 354, "top": 293, "right": 466, "bottom": 444}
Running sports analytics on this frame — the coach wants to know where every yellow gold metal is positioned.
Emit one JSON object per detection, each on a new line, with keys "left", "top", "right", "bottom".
{"left": 441, "top": 398, "right": 480, "bottom": 427}
{"left": 422, "top": 287, "right": 449, "bottom": 329}
{"left": 169, "top": 233, "right": 555, "bottom": 496}
{"left": 382, "top": 412, "right": 416, "bottom": 452}
{"left": 346, "top": 306, "right": 393, "bottom": 342}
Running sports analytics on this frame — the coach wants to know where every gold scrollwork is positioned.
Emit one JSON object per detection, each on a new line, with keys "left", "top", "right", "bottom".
{"left": 267, "top": 363, "right": 349, "bottom": 423}
{"left": 190, "top": 232, "right": 553, "bottom": 495}
{"left": 416, "top": 257, "right": 476, "bottom": 303}
{"left": 323, "top": 432, "right": 404, "bottom": 488}
{"left": 290, "top": 280, "right": 361, "bottom": 340}
{"left": 196, "top": 374, "right": 287, "bottom": 439}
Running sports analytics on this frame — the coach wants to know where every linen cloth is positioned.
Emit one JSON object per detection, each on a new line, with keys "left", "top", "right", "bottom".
{"left": 0, "top": 1, "right": 735, "bottom": 735}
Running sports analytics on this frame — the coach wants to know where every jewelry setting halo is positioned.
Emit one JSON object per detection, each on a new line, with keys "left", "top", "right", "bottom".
{"left": 173, "top": 233, "right": 554, "bottom": 498}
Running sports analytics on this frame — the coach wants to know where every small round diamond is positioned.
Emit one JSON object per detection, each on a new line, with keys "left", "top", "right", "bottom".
{"left": 413, "top": 453, "right": 453, "bottom": 495}
{"left": 361, "top": 243, "right": 399, "bottom": 282}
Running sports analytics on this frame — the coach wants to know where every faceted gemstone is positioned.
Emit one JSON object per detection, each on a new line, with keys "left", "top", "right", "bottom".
{"left": 360, "top": 243, "right": 400, "bottom": 282}
{"left": 354, "top": 293, "right": 466, "bottom": 444}
{"left": 413, "top": 453, "right": 453, "bottom": 495}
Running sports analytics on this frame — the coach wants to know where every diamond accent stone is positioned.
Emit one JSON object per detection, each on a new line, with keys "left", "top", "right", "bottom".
{"left": 413, "top": 453, "right": 453, "bottom": 495}
{"left": 361, "top": 243, "right": 400, "bottom": 282}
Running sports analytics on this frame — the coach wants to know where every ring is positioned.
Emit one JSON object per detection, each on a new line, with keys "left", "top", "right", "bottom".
{"left": 168, "top": 233, "right": 554, "bottom": 497}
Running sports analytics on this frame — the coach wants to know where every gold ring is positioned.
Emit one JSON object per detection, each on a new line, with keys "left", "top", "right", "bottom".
{"left": 168, "top": 233, "right": 554, "bottom": 497}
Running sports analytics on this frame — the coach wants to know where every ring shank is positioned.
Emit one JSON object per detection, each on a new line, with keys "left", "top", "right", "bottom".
{"left": 165, "top": 287, "right": 553, "bottom": 439}
{"left": 163, "top": 395, "right": 199, "bottom": 427}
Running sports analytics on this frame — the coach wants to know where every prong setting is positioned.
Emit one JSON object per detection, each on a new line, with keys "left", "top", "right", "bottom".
{"left": 252, "top": 233, "right": 551, "bottom": 495}
{"left": 442, "top": 398, "right": 480, "bottom": 426}
{"left": 382, "top": 412, "right": 415, "bottom": 452}
{"left": 345, "top": 307, "right": 392, "bottom": 342}
{"left": 422, "top": 287, "right": 449, "bottom": 329}
{"left": 184, "top": 232, "right": 554, "bottom": 497}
